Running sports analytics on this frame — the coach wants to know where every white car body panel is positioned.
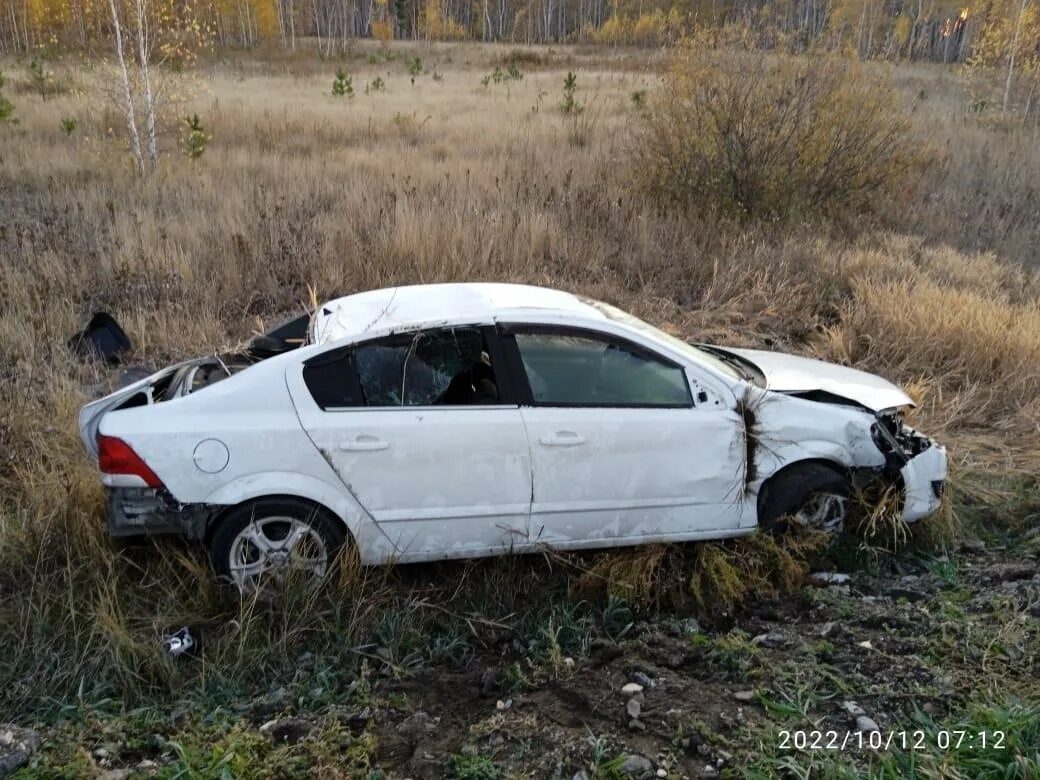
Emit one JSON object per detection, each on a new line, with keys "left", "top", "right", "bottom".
{"left": 522, "top": 404, "right": 752, "bottom": 545}
{"left": 287, "top": 377, "right": 532, "bottom": 559}
{"left": 725, "top": 347, "right": 916, "bottom": 412}
{"left": 79, "top": 283, "right": 948, "bottom": 566}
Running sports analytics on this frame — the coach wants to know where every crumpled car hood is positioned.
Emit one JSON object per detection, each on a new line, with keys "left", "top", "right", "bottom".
{"left": 724, "top": 347, "right": 915, "bottom": 412}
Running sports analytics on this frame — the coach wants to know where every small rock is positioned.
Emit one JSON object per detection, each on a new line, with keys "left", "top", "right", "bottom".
{"left": 618, "top": 754, "right": 654, "bottom": 775}
{"left": 857, "top": 640, "right": 874, "bottom": 651}
{"left": 717, "top": 749, "right": 733, "bottom": 763}
{"left": 841, "top": 701, "right": 866, "bottom": 717}
{"left": 631, "top": 671, "right": 654, "bottom": 689}
{"left": 628, "top": 718, "right": 646, "bottom": 731}
{"left": 733, "top": 690, "right": 756, "bottom": 703}
{"left": 259, "top": 717, "right": 312, "bottom": 744}
{"left": 818, "top": 621, "right": 837, "bottom": 638}
{"left": 751, "top": 632, "right": 785, "bottom": 648}
{"left": 621, "top": 682, "right": 644, "bottom": 698}
{"left": 495, "top": 699, "right": 512, "bottom": 711}
{"left": 626, "top": 697, "right": 642, "bottom": 719}
{"left": 94, "top": 747, "right": 111, "bottom": 759}
{"left": 656, "top": 770, "right": 667, "bottom": 778}
{"left": 137, "top": 759, "right": 158, "bottom": 770}
{"left": 887, "top": 587, "right": 928, "bottom": 603}
{"left": 479, "top": 668, "right": 503, "bottom": 697}
{"left": 960, "top": 539, "right": 986, "bottom": 553}
{"left": 679, "top": 618, "right": 701, "bottom": 635}
{"left": 922, "top": 702, "right": 935, "bottom": 714}
{"left": 563, "top": 657, "right": 575, "bottom": 669}
{"left": 573, "top": 772, "right": 591, "bottom": 780}
{"left": 397, "top": 711, "right": 436, "bottom": 744}
{"left": 810, "top": 572, "right": 850, "bottom": 585}
{"left": 986, "top": 563, "right": 1036, "bottom": 584}
{"left": 856, "top": 715, "right": 881, "bottom": 733}
{"left": 0, "top": 725, "right": 40, "bottom": 776}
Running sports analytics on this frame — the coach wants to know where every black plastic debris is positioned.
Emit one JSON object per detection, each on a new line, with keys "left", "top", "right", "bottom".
{"left": 249, "top": 312, "right": 311, "bottom": 359}
{"left": 68, "top": 312, "right": 131, "bottom": 365}
{"left": 264, "top": 312, "right": 310, "bottom": 344}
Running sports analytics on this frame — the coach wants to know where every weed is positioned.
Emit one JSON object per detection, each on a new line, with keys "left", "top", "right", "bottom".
{"left": 560, "top": 71, "right": 583, "bottom": 115}
{"left": 183, "top": 114, "right": 209, "bottom": 161}
{"left": 59, "top": 117, "right": 77, "bottom": 135}
{"left": 28, "top": 59, "right": 51, "bottom": 100}
{"left": 332, "top": 68, "right": 354, "bottom": 98}
{"left": 407, "top": 56, "right": 423, "bottom": 84}
{"left": 449, "top": 748, "right": 503, "bottom": 780}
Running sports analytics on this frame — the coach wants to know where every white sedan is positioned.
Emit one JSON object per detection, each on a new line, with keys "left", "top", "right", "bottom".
{"left": 79, "top": 283, "right": 947, "bottom": 592}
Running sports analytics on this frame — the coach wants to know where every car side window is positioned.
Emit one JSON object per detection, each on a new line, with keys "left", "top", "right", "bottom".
{"left": 512, "top": 329, "right": 692, "bottom": 407}
{"left": 355, "top": 327, "right": 504, "bottom": 406}
{"left": 303, "top": 348, "right": 365, "bottom": 410}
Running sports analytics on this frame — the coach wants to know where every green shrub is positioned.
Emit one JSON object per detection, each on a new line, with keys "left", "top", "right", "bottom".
{"left": 560, "top": 71, "right": 582, "bottom": 115}
{"left": 633, "top": 36, "right": 927, "bottom": 222}
{"left": 332, "top": 68, "right": 354, "bottom": 98}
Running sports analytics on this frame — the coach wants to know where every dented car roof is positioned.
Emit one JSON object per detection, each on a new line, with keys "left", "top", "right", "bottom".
{"left": 310, "top": 283, "right": 610, "bottom": 345}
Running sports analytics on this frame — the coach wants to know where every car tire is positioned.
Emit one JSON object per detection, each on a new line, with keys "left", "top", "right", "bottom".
{"left": 209, "top": 497, "right": 346, "bottom": 593}
{"left": 758, "top": 463, "right": 851, "bottom": 535}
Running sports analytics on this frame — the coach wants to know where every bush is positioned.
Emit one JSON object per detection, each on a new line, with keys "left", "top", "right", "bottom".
{"left": 633, "top": 36, "right": 927, "bottom": 222}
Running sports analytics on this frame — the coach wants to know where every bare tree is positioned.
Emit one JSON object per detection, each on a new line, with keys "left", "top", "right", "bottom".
{"left": 108, "top": 0, "right": 144, "bottom": 173}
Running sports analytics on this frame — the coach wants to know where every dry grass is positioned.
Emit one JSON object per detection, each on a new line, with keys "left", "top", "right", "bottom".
{"left": 1, "top": 41, "right": 1039, "bottom": 720}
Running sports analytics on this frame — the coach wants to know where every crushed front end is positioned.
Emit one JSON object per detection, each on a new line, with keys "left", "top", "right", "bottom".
{"left": 870, "top": 413, "right": 948, "bottom": 522}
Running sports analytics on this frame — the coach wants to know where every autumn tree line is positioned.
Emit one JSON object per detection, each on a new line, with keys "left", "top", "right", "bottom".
{"left": 0, "top": 0, "right": 1021, "bottom": 59}
{"left": 0, "top": 0, "right": 1037, "bottom": 114}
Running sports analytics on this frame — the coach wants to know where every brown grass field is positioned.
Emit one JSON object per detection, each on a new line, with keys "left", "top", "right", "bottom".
{"left": 1, "top": 40, "right": 1039, "bottom": 778}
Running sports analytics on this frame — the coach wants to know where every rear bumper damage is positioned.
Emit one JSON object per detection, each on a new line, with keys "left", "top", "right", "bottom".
{"left": 107, "top": 487, "right": 210, "bottom": 539}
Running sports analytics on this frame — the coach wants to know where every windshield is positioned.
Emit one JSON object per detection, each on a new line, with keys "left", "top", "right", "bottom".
{"left": 581, "top": 299, "right": 746, "bottom": 382}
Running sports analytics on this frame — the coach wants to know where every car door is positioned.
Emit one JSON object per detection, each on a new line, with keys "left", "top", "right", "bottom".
{"left": 286, "top": 325, "right": 532, "bottom": 561}
{"left": 499, "top": 324, "right": 746, "bottom": 549}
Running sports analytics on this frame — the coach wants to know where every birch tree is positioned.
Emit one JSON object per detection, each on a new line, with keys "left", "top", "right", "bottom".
{"left": 105, "top": 0, "right": 206, "bottom": 172}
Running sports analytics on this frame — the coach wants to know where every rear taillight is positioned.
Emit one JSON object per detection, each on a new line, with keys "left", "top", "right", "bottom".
{"left": 97, "top": 435, "right": 164, "bottom": 488}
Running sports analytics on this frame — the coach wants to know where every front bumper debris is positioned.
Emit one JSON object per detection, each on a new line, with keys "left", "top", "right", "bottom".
{"left": 899, "top": 443, "right": 948, "bottom": 522}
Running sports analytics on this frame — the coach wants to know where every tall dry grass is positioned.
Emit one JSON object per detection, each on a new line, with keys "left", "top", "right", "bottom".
{"left": 1, "top": 41, "right": 1038, "bottom": 720}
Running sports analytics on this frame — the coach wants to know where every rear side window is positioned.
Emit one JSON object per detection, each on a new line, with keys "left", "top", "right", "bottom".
{"left": 512, "top": 330, "right": 692, "bottom": 407}
{"left": 355, "top": 327, "right": 503, "bottom": 406}
{"left": 303, "top": 349, "right": 365, "bottom": 409}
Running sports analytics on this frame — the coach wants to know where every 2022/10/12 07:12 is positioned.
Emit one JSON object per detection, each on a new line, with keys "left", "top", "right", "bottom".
{"left": 777, "top": 729, "right": 1007, "bottom": 751}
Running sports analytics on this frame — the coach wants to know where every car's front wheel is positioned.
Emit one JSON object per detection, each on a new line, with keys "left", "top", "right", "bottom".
{"left": 758, "top": 463, "right": 851, "bottom": 535}
{"left": 209, "top": 498, "right": 346, "bottom": 594}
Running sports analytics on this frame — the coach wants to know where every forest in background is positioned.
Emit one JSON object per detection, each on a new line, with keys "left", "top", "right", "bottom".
{"left": 0, "top": 0, "right": 1031, "bottom": 65}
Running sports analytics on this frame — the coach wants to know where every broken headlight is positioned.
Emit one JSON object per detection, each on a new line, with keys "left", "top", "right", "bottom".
{"left": 871, "top": 412, "right": 933, "bottom": 469}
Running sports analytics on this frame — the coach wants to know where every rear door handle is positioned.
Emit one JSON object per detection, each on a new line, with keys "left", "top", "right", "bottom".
{"left": 339, "top": 435, "right": 389, "bottom": 451}
{"left": 539, "top": 430, "right": 586, "bottom": 447}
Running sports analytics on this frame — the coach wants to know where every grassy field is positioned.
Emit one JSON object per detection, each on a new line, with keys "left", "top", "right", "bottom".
{"left": 1, "top": 40, "right": 1039, "bottom": 777}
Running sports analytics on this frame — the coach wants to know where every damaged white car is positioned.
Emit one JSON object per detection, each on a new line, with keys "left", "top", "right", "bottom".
{"left": 79, "top": 283, "right": 947, "bottom": 592}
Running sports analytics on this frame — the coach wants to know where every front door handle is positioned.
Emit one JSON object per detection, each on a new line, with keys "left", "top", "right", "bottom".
{"left": 539, "top": 430, "right": 586, "bottom": 447}
{"left": 339, "top": 435, "right": 389, "bottom": 451}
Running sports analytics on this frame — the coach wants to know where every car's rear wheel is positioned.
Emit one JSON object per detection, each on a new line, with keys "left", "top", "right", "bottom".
{"left": 758, "top": 463, "right": 851, "bottom": 535}
{"left": 209, "top": 498, "right": 346, "bottom": 594}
